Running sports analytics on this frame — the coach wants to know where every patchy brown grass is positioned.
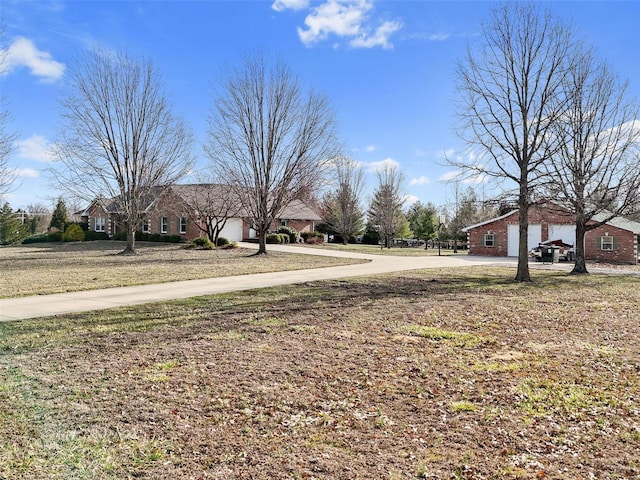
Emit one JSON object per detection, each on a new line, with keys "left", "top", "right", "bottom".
{"left": 0, "top": 241, "right": 366, "bottom": 297}
{"left": 1, "top": 267, "right": 639, "bottom": 479}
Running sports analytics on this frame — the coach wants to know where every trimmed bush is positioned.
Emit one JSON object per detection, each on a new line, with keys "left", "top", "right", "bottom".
{"left": 62, "top": 224, "right": 85, "bottom": 242}
{"left": 278, "top": 226, "right": 300, "bottom": 243}
{"left": 22, "top": 233, "right": 50, "bottom": 244}
{"left": 135, "top": 231, "right": 149, "bottom": 242}
{"left": 112, "top": 231, "right": 127, "bottom": 241}
{"left": 148, "top": 233, "right": 161, "bottom": 242}
{"left": 168, "top": 235, "right": 181, "bottom": 243}
{"left": 302, "top": 231, "right": 324, "bottom": 244}
{"left": 266, "top": 233, "right": 282, "bottom": 244}
{"left": 47, "top": 231, "right": 63, "bottom": 242}
{"left": 85, "top": 231, "right": 110, "bottom": 241}
{"left": 187, "top": 236, "right": 215, "bottom": 250}
{"left": 216, "top": 236, "right": 230, "bottom": 247}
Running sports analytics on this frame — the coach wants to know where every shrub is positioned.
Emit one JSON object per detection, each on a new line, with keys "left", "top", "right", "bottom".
{"left": 220, "top": 241, "right": 238, "bottom": 249}
{"left": 278, "top": 226, "right": 300, "bottom": 243}
{"left": 302, "top": 231, "right": 324, "bottom": 244}
{"left": 266, "top": 233, "right": 282, "bottom": 244}
{"left": 188, "top": 236, "right": 215, "bottom": 250}
{"left": 168, "top": 235, "right": 181, "bottom": 243}
{"left": 111, "top": 231, "right": 127, "bottom": 241}
{"left": 85, "top": 231, "right": 110, "bottom": 241}
{"left": 47, "top": 231, "right": 62, "bottom": 242}
{"left": 135, "top": 231, "right": 149, "bottom": 242}
{"left": 22, "top": 233, "right": 50, "bottom": 244}
{"left": 148, "top": 233, "right": 161, "bottom": 242}
{"left": 216, "top": 236, "right": 229, "bottom": 247}
{"left": 62, "top": 224, "right": 85, "bottom": 242}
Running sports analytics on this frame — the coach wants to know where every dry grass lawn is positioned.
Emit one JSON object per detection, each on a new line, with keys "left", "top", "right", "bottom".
{"left": 0, "top": 241, "right": 366, "bottom": 297}
{"left": 1, "top": 267, "right": 639, "bottom": 479}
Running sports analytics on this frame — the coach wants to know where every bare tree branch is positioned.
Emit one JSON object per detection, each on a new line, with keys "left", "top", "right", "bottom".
{"left": 206, "top": 53, "right": 339, "bottom": 254}
{"left": 53, "top": 49, "right": 194, "bottom": 254}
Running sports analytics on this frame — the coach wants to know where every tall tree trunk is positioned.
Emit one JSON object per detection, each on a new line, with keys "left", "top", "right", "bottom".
{"left": 257, "top": 230, "right": 267, "bottom": 255}
{"left": 515, "top": 184, "right": 531, "bottom": 282}
{"left": 121, "top": 223, "right": 136, "bottom": 255}
{"left": 571, "top": 217, "right": 588, "bottom": 274}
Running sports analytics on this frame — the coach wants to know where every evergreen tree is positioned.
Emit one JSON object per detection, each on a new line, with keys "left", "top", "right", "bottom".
{"left": 407, "top": 201, "right": 438, "bottom": 248}
{"left": 0, "top": 202, "right": 28, "bottom": 244}
{"left": 368, "top": 165, "right": 405, "bottom": 248}
{"left": 49, "top": 199, "right": 68, "bottom": 232}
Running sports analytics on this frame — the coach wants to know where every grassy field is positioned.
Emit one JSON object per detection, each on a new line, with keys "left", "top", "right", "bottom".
{"left": 0, "top": 241, "right": 366, "bottom": 297}
{"left": 1, "top": 267, "right": 638, "bottom": 479}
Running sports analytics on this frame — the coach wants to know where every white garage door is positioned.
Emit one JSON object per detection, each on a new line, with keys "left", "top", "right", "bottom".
{"left": 548, "top": 224, "right": 576, "bottom": 246}
{"left": 219, "top": 218, "right": 243, "bottom": 242}
{"left": 507, "top": 224, "right": 542, "bottom": 257}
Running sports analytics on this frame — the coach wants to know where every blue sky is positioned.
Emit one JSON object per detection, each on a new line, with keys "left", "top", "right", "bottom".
{"left": 2, "top": 0, "right": 639, "bottom": 212}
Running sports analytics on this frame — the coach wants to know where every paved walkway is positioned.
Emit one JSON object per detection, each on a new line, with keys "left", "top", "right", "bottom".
{"left": 1, "top": 243, "right": 636, "bottom": 322}
{"left": 0, "top": 243, "right": 517, "bottom": 322}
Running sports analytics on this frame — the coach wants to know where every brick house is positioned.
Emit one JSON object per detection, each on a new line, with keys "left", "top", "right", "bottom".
{"left": 462, "top": 203, "right": 640, "bottom": 264}
{"left": 77, "top": 184, "right": 322, "bottom": 242}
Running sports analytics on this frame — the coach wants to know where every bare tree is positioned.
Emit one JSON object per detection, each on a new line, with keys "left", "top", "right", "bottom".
{"left": 174, "top": 182, "right": 244, "bottom": 244}
{"left": 368, "top": 164, "right": 406, "bottom": 249}
{"left": 205, "top": 54, "right": 339, "bottom": 255}
{"left": 453, "top": 3, "right": 577, "bottom": 282}
{"left": 53, "top": 49, "right": 193, "bottom": 254}
{"left": 543, "top": 50, "right": 640, "bottom": 274}
{"left": 0, "top": 107, "right": 16, "bottom": 200}
{"left": 322, "top": 156, "right": 366, "bottom": 244}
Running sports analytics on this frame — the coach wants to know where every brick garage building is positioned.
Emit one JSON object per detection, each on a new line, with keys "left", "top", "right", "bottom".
{"left": 463, "top": 203, "right": 640, "bottom": 264}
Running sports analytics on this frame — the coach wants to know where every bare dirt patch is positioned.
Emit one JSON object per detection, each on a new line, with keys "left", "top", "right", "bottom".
{"left": 1, "top": 268, "right": 639, "bottom": 479}
{"left": 0, "top": 241, "right": 366, "bottom": 297}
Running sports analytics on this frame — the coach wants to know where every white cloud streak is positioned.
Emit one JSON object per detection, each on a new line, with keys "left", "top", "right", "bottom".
{"left": 16, "top": 135, "right": 56, "bottom": 163}
{"left": 1, "top": 37, "right": 65, "bottom": 82}
{"left": 272, "top": 0, "right": 309, "bottom": 12}
{"left": 409, "top": 176, "right": 430, "bottom": 186}
{"left": 14, "top": 168, "right": 40, "bottom": 178}
{"left": 366, "top": 157, "right": 400, "bottom": 173}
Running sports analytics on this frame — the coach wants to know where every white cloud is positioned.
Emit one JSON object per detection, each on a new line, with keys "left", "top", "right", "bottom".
{"left": 1, "top": 37, "right": 65, "bottom": 82}
{"left": 438, "top": 169, "right": 487, "bottom": 185}
{"left": 272, "top": 0, "right": 309, "bottom": 11}
{"left": 438, "top": 170, "right": 461, "bottom": 182}
{"left": 16, "top": 135, "right": 55, "bottom": 163}
{"left": 295, "top": 0, "right": 401, "bottom": 49}
{"left": 349, "top": 19, "right": 402, "bottom": 49}
{"left": 403, "top": 194, "right": 420, "bottom": 208}
{"left": 409, "top": 176, "right": 430, "bottom": 186}
{"left": 366, "top": 157, "right": 400, "bottom": 173}
{"left": 14, "top": 168, "right": 40, "bottom": 178}
{"left": 365, "top": 144, "right": 376, "bottom": 152}
{"left": 428, "top": 33, "right": 450, "bottom": 42}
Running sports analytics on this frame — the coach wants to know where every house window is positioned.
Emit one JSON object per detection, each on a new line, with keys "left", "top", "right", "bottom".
{"left": 142, "top": 219, "right": 150, "bottom": 233}
{"left": 483, "top": 233, "right": 495, "bottom": 247}
{"left": 179, "top": 217, "right": 187, "bottom": 234}
{"left": 600, "top": 236, "right": 615, "bottom": 251}
{"left": 160, "top": 216, "right": 169, "bottom": 234}
{"left": 95, "top": 217, "right": 106, "bottom": 232}
{"left": 280, "top": 219, "right": 288, "bottom": 227}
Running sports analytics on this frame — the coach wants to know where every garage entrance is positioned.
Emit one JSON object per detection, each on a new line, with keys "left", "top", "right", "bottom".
{"left": 507, "top": 224, "right": 542, "bottom": 257}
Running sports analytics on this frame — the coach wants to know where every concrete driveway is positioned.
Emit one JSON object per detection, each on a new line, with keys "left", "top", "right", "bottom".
{"left": 0, "top": 243, "right": 523, "bottom": 322}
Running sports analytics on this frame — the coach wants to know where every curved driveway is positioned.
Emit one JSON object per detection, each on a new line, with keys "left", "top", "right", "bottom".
{"left": 0, "top": 243, "right": 571, "bottom": 322}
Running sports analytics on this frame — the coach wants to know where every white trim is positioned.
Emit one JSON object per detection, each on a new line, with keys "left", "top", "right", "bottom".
{"left": 462, "top": 210, "right": 518, "bottom": 232}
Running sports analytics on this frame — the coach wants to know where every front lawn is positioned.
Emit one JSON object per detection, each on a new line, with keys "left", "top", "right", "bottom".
{"left": 0, "top": 241, "right": 366, "bottom": 297}
{"left": 1, "top": 268, "right": 638, "bottom": 479}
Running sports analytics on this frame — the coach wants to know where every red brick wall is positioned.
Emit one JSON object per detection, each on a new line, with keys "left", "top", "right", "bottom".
{"left": 584, "top": 224, "right": 637, "bottom": 263}
{"left": 466, "top": 205, "right": 638, "bottom": 264}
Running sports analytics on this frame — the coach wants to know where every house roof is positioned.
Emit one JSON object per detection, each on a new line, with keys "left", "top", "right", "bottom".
{"left": 461, "top": 210, "right": 518, "bottom": 232}
{"left": 462, "top": 205, "right": 640, "bottom": 234}
{"left": 81, "top": 184, "right": 322, "bottom": 221}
